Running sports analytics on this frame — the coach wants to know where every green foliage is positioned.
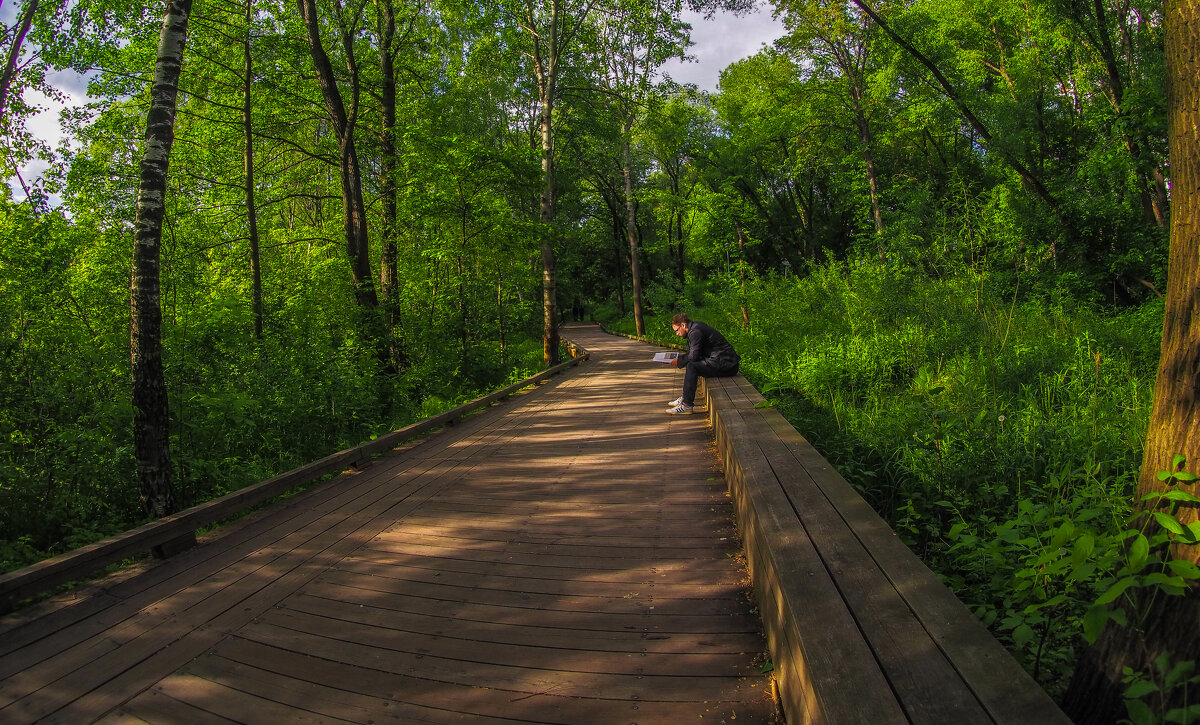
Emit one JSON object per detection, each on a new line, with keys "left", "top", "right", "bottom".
{"left": 1122, "top": 652, "right": 1200, "bottom": 725}
{"left": 660, "top": 258, "right": 1163, "bottom": 697}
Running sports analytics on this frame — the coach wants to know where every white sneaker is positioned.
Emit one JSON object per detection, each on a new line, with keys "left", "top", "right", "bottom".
{"left": 665, "top": 403, "right": 694, "bottom": 415}
{"left": 667, "top": 396, "right": 684, "bottom": 406}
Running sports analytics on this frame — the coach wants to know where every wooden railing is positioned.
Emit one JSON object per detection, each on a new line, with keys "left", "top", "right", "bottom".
{"left": 704, "top": 373, "right": 1072, "bottom": 724}
{"left": 0, "top": 348, "right": 588, "bottom": 613}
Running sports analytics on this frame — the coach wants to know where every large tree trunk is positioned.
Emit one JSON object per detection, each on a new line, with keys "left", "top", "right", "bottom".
{"left": 130, "top": 0, "right": 193, "bottom": 521}
{"left": 1062, "top": 1, "right": 1200, "bottom": 719}
{"left": 242, "top": 0, "right": 263, "bottom": 340}
{"left": 298, "top": 0, "right": 378, "bottom": 310}
{"left": 623, "top": 133, "right": 645, "bottom": 336}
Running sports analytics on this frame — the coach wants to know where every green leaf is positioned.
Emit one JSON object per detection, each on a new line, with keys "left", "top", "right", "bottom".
{"left": 1072, "top": 533, "right": 1095, "bottom": 564}
{"left": 1128, "top": 534, "right": 1150, "bottom": 573}
{"left": 1166, "top": 559, "right": 1200, "bottom": 580}
{"left": 1166, "top": 704, "right": 1200, "bottom": 724}
{"left": 1123, "top": 680, "right": 1159, "bottom": 699}
{"left": 1124, "top": 698, "right": 1156, "bottom": 725}
{"left": 1142, "top": 572, "right": 1186, "bottom": 591}
{"left": 1082, "top": 604, "right": 1110, "bottom": 643}
{"left": 1159, "top": 490, "right": 1200, "bottom": 504}
{"left": 1011, "top": 623, "right": 1036, "bottom": 649}
{"left": 1096, "top": 576, "right": 1137, "bottom": 606}
{"left": 1153, "top": 512, "right": 1187, "bottom": 537}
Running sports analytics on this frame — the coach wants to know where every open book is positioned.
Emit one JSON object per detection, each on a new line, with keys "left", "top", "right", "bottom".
{"left": 652, "top": 352, "right": 680, "bottom": 363}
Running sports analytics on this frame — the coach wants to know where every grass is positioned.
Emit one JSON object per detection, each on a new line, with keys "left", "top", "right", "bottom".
{"left": 608, "top": 259, "right": 1164, "bottom": 699}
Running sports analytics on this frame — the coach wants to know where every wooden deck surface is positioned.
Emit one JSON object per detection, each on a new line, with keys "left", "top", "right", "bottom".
{"left": 0, "top": 324, "right": 778, "bottom": 724}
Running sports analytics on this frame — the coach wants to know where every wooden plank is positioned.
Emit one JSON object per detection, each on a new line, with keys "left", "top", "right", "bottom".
{"left": 258, "top": 606, "right": 761, "bottom": 676}
{"left": 380, "top": 517, "right": 737, "bottom": 543}
{"left": 300, "top": 578, "right": 763, "bottom": 634}
{"left": 327, "top": 557, "right": 748, "bottom": 600}
{"left": 755, "top": 400, "right": 1071, "bottom": 724}
{"left": 154, "top": 672, "right": 359, "bottom": 724}
{"left": 707, "top": 377, "right": 908, "bottom": 725}
{"left": 350, "top": 544, "right": 745, "bottom": 584}
{"left": 181, "top": 654, "right": 472, "bottom": 725}
{"left": 1, "top": 435, "right": 491, "bottom": 722}
{"left": 214, "top": 633, "right": 777, "bottom": 725}
{"left": 363, "top": 535, "right": 734, "bottom": 563}
{"left": 117, "top": 688, "right": 241, "bottom": 725}
{"left": 286, "top": 590, "right": 764, "bottom": 653}
{"left": 313, "top": 566, "right": 752, "bottom": 619}
{"left": 734, "top": 390, "right": 991, "bottom": 723}
{"left": 236, "top": 618, "right": 770, "bottom": 703}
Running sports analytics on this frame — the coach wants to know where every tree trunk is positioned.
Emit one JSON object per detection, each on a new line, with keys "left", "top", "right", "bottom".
{"left": 1062, "top": 1, "right": 1200, "bottom": 719}
{"left": 242, "top": 0, "right": 263, "bottom": 340}
{"left": 378, "top": 0, "right": 398, "bottom": 307}
{"left": 298, "top": 0, "right": 378, "bottom": 309}
{"left": 377, "top": 0, "right": 405, "bottom": 369}
{"left": 1138, "top": 0, "right": 1200, "bottom": 571}
{"left": 850, "top": 84, "right": 885, "bottom": 254}
{"left": 623, "top": 133, "right": 645, "bottom": 336}
{"left": 735, "top": 220, "right": 750, "bottom": 330}
{"left": 130, "top": 0, "right": 193, "bottom": 521}
{"left": 536, "top": 3, "right": 560, "bottom": 367}
{"left": 675, "top": 207, "right": 686, "bottom": 285}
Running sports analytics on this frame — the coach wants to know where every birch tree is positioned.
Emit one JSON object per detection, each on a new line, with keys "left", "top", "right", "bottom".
{"left": 130, "top": 0, "right": 194, "bottom": 519}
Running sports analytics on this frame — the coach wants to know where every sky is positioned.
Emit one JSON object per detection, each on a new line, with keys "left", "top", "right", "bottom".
{"left": 664, "top": 6, "right": 784, "bottom": 92}
{"left": 7, "top": 7, "right": 784, "bottom": 199}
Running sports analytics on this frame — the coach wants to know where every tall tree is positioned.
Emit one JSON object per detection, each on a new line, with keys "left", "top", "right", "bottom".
{"left": 298, "top": 0, "right": 379, "bottom": 310}
{"left": 130, "top": 0, "right": 194, "bottom": 520}
{"left": 595, "top": 0, "right": 688, "bottom": 335}
{"left": 776, "top": 0, "right": 885, "bottom": 252}
{"left": 508, "top": 0, "right": 601, "bottom": 365}
{"left": 242, "top": 0, "right": 264, "bottom": 339}
{"left": 1062, "top": 0, "right": 1200, "bottom": 719}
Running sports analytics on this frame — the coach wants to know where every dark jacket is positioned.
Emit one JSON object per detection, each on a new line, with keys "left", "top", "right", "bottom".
{"left": 680, "top": 321, "right": 740, "bottom": 370}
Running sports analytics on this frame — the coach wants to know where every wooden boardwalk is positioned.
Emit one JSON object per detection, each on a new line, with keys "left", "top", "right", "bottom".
{"left": 0, "top": 324, "right": 778, "bottom": 724}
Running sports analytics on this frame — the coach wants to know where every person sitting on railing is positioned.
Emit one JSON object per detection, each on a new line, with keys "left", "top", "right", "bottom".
{"left": 665, "top": 313, "right": 740, "bottom": 415}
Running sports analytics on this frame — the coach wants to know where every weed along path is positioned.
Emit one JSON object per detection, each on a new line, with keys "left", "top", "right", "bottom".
{"left": 0, "top": 322, "right": 778, "bottom": 724}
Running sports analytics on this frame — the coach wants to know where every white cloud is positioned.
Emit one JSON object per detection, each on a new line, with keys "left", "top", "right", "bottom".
{"left": 663, "top": 6, "right": 784, "bottom": 92}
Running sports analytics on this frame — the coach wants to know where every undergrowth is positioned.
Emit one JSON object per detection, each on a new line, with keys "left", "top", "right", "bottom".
{"left": 609, "top": 258, "right": 1167, "bottom": 702}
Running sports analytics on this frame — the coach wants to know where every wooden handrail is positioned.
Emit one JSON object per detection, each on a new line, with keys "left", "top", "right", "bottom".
{"left": 0, "top": 348, "right": 588, "bottom": 612}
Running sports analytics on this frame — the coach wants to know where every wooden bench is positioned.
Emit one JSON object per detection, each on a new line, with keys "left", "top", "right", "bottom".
{"left": 703, "top": 374, "right": 1071, "bottom": 724}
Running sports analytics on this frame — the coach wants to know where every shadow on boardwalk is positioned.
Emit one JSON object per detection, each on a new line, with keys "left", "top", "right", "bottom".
{"left": 0, "top": 324, "right": 779, "bottom": 724}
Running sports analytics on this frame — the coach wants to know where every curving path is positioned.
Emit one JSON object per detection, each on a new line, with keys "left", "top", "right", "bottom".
{"left": 0, "top": 323, "right": 778, "bottom": 724}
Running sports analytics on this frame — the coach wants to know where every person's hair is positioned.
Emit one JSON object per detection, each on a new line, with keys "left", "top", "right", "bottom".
{"left": 671, "top": 313, "right": 691, "bottom": 326}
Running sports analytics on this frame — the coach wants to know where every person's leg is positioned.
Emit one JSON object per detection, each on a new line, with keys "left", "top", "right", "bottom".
{"left": 681, "top": 362, "right": 700, "bottom": 406}
{"left": 679, "top": 359, "right": 738, "bottom": 409}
